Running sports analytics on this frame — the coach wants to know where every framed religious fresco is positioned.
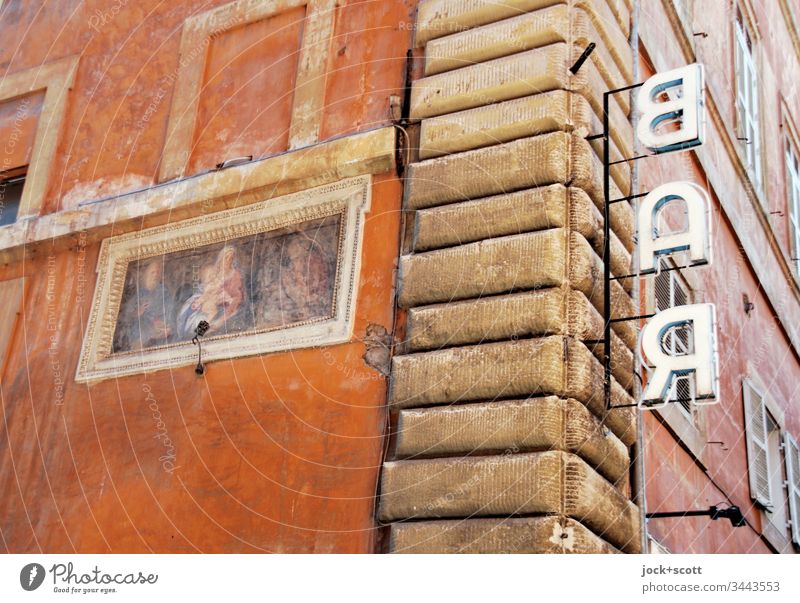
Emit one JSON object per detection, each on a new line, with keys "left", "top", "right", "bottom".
{"left": 76, "top": 176, "right": 371, "bottom": 382}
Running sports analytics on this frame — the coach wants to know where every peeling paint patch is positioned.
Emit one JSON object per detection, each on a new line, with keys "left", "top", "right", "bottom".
{"left": 61, "top": 174, "right": 153, "bottom": 210}
{"left": 363, "top": 324, "right": 392, "bottom": 376}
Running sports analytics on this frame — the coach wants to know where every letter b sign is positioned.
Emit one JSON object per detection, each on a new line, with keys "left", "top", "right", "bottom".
{"left": 636, "top": 63, "right": 705, "bottom": 154}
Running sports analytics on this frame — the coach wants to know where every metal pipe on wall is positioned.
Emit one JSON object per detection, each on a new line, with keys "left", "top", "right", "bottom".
{"left": 629, "top": 0, "right": 649, "bottom": 555}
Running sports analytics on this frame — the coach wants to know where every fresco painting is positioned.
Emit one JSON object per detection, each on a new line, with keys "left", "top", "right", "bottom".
{"left": 112, "top": 214, "right": 342, "bottom": 353}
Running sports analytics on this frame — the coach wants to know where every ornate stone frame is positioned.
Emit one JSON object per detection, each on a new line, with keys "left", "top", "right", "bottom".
{"left": 159, "top": 0, "right": 336, "bottom": 182}
{"left": 76, "top": 175, "right": 371, "bottom": 382}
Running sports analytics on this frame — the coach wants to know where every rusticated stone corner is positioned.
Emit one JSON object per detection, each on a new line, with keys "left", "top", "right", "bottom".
{"left": 379, "top": 450, "right": 641, "bottom": 552}
{"left": 388, "top": 516, "right": 619, "bottom": 553}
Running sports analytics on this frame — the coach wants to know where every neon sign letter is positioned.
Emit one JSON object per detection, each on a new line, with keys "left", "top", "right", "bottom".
{"left": 638, "top": 181, "right": 712, "bottom": 274}
{"left": 639, "top": 303, "right": 719, "bottom": 408}
{"left": 636, "top": 63, "right": 706, "bottom": 153}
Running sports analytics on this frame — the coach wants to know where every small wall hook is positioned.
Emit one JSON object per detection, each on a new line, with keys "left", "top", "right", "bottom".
{"left": 742, "top": 294, "right": 755, "bottom": 316}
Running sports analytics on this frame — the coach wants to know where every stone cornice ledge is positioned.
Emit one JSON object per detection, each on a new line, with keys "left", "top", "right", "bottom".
{"left": 0, "top": 127, "right": 396, "bottom": 264}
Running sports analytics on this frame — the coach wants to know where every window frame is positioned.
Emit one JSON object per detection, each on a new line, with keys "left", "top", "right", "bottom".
{"left": 0, "top": 169, "right": 26, "bottom": 227}
{"left": 742, "top": 377, "right": 795, "bottom": 552}
{"left": 0, "top": 57, "right": 78, "bottom": 218}
{"left": 783, "top": 432, "right": 800, "bottom": 547}
{"left": 733, "top": 3, "right": 764, "bottom": 195}
{"left": 785, "top": 140, "right": 800, "bottom": 277}
{"left": 743, "top": 378, "right": 772, "bottom": 508}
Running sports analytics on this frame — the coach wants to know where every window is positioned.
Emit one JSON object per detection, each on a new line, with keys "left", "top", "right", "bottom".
{"left": 744, "top": 381, "right": 774, "bottom": 507}
{"left": 764, "top": 412, "right": 788, "bottom": 534}
{"left": 734, "top": 7, "right": 762, "bottom": 191}
{"left": 673, "top": 0, "right": 693, "bottom": 28}
{"left": 743, "top": 380, "right": 800, "bottom": 551}
{"left": 654, "top": 266, "right": 694, "bottom": 415}
{"left": 786, "top": 142, "right": 800, "bottom": 275}
{"left": 785, "top": 433, "right": 800, "bottom": 546}
{"left": 0, "top": 173, "right": 24, "bottom": 226}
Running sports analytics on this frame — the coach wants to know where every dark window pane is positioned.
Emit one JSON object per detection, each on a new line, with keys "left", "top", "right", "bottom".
{"left": 0, "top": 178, "right": 23, "bottom": 226}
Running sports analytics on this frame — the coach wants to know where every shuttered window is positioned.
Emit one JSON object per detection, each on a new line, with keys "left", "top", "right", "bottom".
{"left": 734, "top": 9, "right": 762, "bottom": 191}
{"left": 786, "top": 142, "right": 800, "bottom": 276}
{"left": 743, "top": 381, "right": 772, "bottom": 507}
{"left": 784, "top": 433, "right": 800, "bottom": 546}
{"left": 673, "top": 0, "right": 693, "bottom": 26}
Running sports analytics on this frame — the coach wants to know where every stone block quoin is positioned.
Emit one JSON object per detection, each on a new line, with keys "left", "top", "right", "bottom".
{"left": 378, "top": 0, "right": 639, "bottom": 553}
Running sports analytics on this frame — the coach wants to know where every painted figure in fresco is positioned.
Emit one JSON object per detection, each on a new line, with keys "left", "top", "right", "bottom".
{"left": 112, "top": 217, "right": 340, "bottom": 353}
{"left": 114, "top": 258, "right": 174, "bottom": 352}
{"left": 277, "top": 234, "right": 332, "bottom": 324}
{"left": 177, "top": 245, "right": 246, "bottom": 339}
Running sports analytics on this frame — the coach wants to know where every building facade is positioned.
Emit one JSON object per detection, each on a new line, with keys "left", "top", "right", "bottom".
{"left": 0, "top": 0, "right": 798, "bottom": 554}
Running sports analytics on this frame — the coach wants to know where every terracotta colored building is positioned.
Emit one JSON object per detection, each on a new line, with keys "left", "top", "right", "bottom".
{"left": 0, "top": 0, "right": 798, "bottom": 554}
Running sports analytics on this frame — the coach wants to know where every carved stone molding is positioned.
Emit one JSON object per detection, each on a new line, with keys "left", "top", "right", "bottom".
{"left": 0, "top": 55, "right": 79, "bottom": 217}
{"left": 159, "top": 0, "right": 336, "bottom": 182}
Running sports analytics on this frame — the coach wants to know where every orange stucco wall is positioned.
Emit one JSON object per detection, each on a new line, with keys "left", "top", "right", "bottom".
{"left": 0, "top": 174, "right": 402, "bottom": 553}
{"left": 0, "top": 0, "right": 414, "bottom": 211}
{"left": 0, "top": 0, "right": 414, "bottom": 553}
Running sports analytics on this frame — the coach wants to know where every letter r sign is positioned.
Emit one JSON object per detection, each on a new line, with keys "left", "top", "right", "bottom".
{"left": 639, "top": 303, "right": 719, "bottom": 408}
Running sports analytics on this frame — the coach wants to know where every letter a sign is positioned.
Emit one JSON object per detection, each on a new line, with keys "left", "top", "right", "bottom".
{"left": 634, "top": 63, "right": 719, "bottom": 409}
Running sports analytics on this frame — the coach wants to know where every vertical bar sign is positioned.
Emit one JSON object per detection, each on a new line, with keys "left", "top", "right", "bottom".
{"left": 633, "top": 63, "right": 719, "bottom": 409}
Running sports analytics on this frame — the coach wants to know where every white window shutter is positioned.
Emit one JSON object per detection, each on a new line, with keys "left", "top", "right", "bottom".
{"left": 784, "top": 432, "right": 800, "bottom": 546}
{"left": 734, "top": 19, "right": 762, "bottom": 191}
{"left": 743, "top": 383, "right": 771, "bottom": 507}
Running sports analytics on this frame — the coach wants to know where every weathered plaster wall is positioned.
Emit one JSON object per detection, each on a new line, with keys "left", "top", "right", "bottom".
{"left": 0, "top": 0, "right": 415, "bottom": 212}
{"left": 0, "top": 174, "right": 402, "bottom": 553}
{"left": 638, "top": 0, "right": 800, "bottom": 553}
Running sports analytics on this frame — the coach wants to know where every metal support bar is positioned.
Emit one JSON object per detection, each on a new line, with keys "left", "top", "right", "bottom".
{"left": 647, "top": 509, "right": 713, "bottom": 519}
{"left": 611, "top": 191, "right": 649, "bottom": 204}
{"left": 601, "top": 81, "right": 645, "bottom": 411}
{"left": 611, "top": 82, "right": 646, "bottom": 94}
{"left": 610, "top": 153, "right": 651, "bottom": 166}
{"left": 646, "top": 506, "right": 746, "bottom": 528}
{"left": 610, "top": 313, "right": 655, "bottom": 323}
{"left": 612, "top": 264, "right": 683, "bottom": 281}
{"left": 608, "top": 398, "right": 701, "bottom": 410}
{"left": 569, "top": 42, "right": 596, "bottom": 74}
